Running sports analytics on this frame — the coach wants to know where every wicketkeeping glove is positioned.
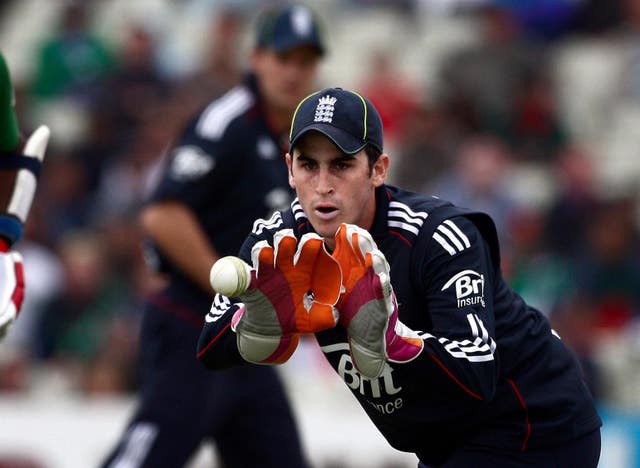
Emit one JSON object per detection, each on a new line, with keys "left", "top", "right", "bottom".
{"left": 0, "top": 250, "right": 25, "bottom": 339}
{"left": 332, "top": 223, "right": 424, "bottom": 379}
{"left": 232, "top": 229, "right": 342, "bottom": 364}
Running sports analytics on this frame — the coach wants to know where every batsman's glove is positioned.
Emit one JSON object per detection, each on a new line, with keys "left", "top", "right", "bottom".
{"left": 0, "top": 250, "right": 24, "bottom": 338}
{"left": 232, "top": 229, "right": 342, "bottom": 364}
{"left": 332, "top": 223, "right": 424, "bottom": 379}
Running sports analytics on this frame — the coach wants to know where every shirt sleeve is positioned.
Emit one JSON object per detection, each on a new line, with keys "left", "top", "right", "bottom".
{"left": 407, "top": 215, "right": 499, "bottom": 401}
{"left": 196, "top": 292, "right": 245, "bottom": 368}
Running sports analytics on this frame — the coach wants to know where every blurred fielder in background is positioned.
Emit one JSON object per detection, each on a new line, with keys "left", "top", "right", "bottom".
{"left": 101, "top": 4, "right": 325, "bottom": 467}
{"left": 198, "top": 88, "right": 602, "bottom": 467}
{"left": 0, "top": 52, "right": 49, "bottom": 341}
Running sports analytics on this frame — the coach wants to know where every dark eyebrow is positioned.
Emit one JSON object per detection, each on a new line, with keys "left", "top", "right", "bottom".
{"left": 294, "top": 153, "right": 352, "bottom": 164}
{"left": 294, "top": 153, "right": 315, "bottom": 163}
{"left": 332, "top": 155, "right": 354, "bottom": 164}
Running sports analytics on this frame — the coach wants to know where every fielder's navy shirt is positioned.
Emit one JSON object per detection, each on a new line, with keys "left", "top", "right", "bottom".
{"left": 145, "top": 73, "right": 293, "bottom": 307}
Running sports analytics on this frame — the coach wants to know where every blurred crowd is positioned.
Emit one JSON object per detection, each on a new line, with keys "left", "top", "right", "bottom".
{"left": 1, "top": 0, "right": 639, "bottom": 412}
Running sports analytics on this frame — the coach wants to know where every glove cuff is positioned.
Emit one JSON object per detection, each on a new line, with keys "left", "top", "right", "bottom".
{"left": 349, "top": 337, "right": 386, "bottom": 379}
{"left": 385, "top": 316, "right": 424, "bottom": 364}
{"left": 233, "top": 304, "right": 299, "bottom": 364}
{"left": 347, "top": 298, "right": 424, "bottom": 378}
{"left": 236, "top": 329, "right": 299, "bottom": 364}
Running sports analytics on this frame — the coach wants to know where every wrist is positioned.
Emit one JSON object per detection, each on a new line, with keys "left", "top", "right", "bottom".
{"left": 0, "top": 215, "right": 23, "bottom": 246}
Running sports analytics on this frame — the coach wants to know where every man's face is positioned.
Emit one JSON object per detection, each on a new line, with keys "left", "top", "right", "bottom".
{"left": 286, "top": 132, "right": 389, "bottom": 249}
{"left": 253, "top": 46, "right": 321, "bottom": 114}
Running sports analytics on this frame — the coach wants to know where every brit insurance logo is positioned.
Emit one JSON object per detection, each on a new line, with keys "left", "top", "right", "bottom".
{"left": 441, "top": 270, "right": 485, "bottom": 308}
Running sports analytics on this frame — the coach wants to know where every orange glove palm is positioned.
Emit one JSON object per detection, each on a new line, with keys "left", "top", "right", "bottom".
{"left": 260, "top": 229, "right": 342, "bottom": 333}
{"left": 233, "top": 229, "right": 342, "bottom": 364}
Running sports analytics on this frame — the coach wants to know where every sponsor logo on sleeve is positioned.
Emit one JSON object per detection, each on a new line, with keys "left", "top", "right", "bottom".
{"left": 169, "top": 146, "right": 215, "bottom": 180}
{"left": 442, "top": 269, "right": 485, "bottom": 308}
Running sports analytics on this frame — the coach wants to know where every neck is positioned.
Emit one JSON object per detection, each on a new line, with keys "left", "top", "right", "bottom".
{"left": 264, "top": 105, "right": 292, "bottom": 135}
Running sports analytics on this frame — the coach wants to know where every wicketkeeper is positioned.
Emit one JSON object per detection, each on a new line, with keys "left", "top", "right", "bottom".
{"left": 198, "top": 88, "right": 602, "bottom": 467}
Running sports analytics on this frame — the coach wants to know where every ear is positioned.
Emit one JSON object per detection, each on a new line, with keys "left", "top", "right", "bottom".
{"left": 285, "top": 153, "right": 295, "bottom": 188}
{"left": 371, "top": 153, "right": 390, "bottom": 187}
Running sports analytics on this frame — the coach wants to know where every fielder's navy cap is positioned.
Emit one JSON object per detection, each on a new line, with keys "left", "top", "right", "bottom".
{"left": 290, "top": 88, "right": 383, "bottom": 155}
{"left": 255, "top": 4, "right": 325, "bottom": 56}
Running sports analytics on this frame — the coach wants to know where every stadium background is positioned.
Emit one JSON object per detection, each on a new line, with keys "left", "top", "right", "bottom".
{"left": 1, "top": 0, "right": 640, "bottom": 466}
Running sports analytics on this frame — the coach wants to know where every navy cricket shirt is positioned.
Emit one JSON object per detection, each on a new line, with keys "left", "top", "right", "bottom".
{"left": 198, "top": 184, "right": 601, "bottom": 465}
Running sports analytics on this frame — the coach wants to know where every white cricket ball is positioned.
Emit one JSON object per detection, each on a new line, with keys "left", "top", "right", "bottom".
{"left": 209, "top": 256, "right": 252, "bottom": 297}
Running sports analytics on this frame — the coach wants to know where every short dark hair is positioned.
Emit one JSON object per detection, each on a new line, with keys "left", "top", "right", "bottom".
{"left": 364, "top": 144, "right": 382, "bottom": 175}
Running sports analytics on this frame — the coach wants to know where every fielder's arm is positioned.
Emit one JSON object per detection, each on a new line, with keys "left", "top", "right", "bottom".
{"left": 139, "top": 200, "right": 219, "bottom": 294}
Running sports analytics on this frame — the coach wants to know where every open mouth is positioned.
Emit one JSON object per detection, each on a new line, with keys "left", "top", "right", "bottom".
{"left": 314, "top": 205, "right": 339, "bottom": 220}
{"left": 317, "top": 206, "right": 337, "bottom": 214}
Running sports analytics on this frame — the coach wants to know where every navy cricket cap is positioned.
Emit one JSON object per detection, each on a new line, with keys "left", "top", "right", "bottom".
{"left": 290, "top": 88, "right": 384, "bottom": 155}
{"left": 255, "top": 4, "right": 325, "bottom": 56}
